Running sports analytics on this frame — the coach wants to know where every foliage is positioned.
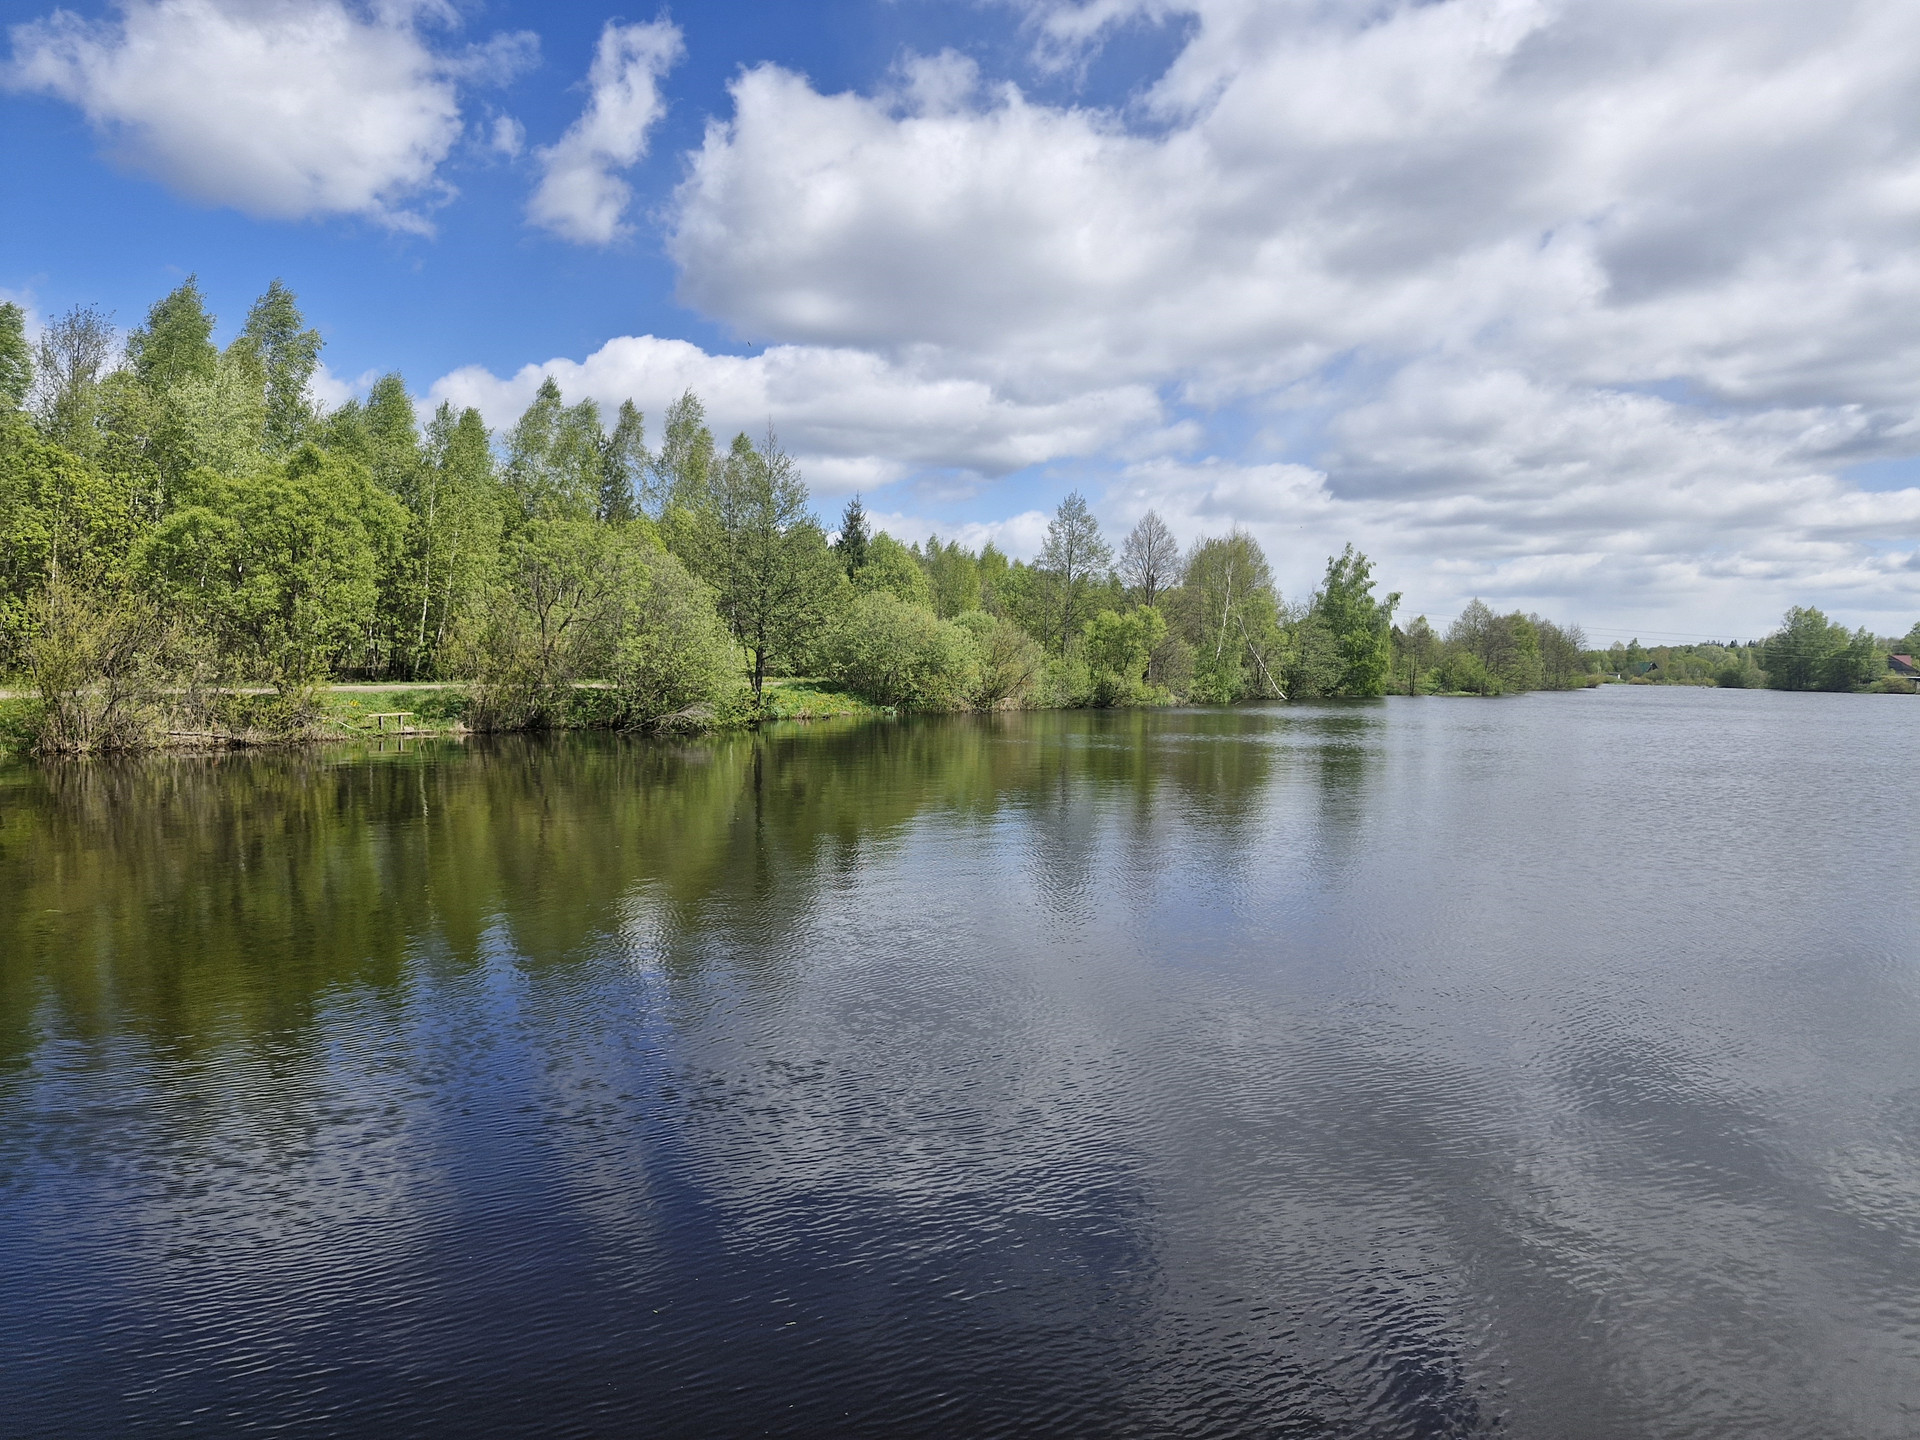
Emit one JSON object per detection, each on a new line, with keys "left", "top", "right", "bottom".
{"left": 673, "top": 429, "right": 842, "bottom": 696}
{"left": 238, "top": 280, "right": 322, "bottom": 455}
{"left": 954, "top": 610, "right": 1045, "bottom": 708}
{"left": 853, "top": 532, "right": 933, "bottom": 607}
{"left": 1035, "top": 491, "right": 1113, "bottom": 651}
{"left": 1083, "top": 605, "right": 1167, "bottom": 706}
{"left": 0, "top": 415, "right": 140, "bottom": 664}
{"left": 0, "top": 301, "right": 31, "bottom": 410}
{"left": 22, "top": 575, "right": 173, "bottom": 753}
{"left": 451, "top": 519, "right": 645, "bottom": 729}
{"left": 1173, "top": 531, "right": 1288, "bottom": 701}
{"left": 1761, "top": 606, "right": 1879, "bottom": 692}
{"left": 135, "top": 447, "right": 407, "bottom": 690}
{"left": 820, "top": 591, "right": 977, "bottom": 709}
{"left": 610, "top": 549, "right": 744, "bottom": 728}
{"left": 1312, "top": 544, "right": 1398, "bottom": 697}
{"left": 833, "top": 495, "right": 870, "bottom": 577}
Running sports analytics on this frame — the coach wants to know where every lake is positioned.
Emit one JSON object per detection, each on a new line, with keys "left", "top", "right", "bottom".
{"left": 2, "top": 687, "right": 1917, "bottom": 1438}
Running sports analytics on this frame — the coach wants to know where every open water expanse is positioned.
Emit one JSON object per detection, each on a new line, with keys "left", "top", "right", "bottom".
{"left": 2, "top": 686, "right": 1918, "bottom": 1438}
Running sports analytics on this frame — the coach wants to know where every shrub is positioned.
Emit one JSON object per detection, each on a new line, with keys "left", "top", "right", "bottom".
{"left": 610, "top": 551, "right": 743, "bottom": 728}
{"left": 955, "top": 610, "right": 1044, "bottom": 708}
{"left": 820, "top": 592, "right": 977, "bottom": 709}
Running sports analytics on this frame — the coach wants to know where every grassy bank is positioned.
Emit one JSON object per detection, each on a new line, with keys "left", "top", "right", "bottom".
{"left": 0, "top": 677, "right": 887, "bottom": 762}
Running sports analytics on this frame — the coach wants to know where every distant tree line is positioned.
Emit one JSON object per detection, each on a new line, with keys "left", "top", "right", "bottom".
{"left": 1583, "top": 609, "right": 1920, "bottom": 693}
{"left": 3, "top": 280, "right": 1599, "bottom": 753}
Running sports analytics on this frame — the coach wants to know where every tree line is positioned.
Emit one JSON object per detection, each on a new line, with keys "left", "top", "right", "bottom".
{"left": 1, "top": 280, "right": 1595, "bottom": 753}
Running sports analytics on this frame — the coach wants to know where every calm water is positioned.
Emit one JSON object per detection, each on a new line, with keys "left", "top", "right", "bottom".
{"left": 2, "top": 688, "right": 1918, "bottom": 1438}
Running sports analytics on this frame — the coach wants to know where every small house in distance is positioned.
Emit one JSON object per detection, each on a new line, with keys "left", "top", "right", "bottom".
{"left": 1889, "top": 655, "right": 1920, "bottom": 681}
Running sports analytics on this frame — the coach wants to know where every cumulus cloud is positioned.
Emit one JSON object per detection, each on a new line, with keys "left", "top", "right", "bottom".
{"left": 650, "top": 0, "right": 1920, "bottom": 630}
{"left": 527, "top": 19, "right": 683, "bottom": 245}
{"left": 429, "top": 333, "right": 1165, "bottom": 498}
{"left": 4, "top": 0, "right": 532, "bottom": 230}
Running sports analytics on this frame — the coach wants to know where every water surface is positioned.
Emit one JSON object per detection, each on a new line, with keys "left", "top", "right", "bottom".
{"left": 2, "top": 688, "right": 1917, "bottom": 1437}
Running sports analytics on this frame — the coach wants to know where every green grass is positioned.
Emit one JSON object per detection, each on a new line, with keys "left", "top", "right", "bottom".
{"left": 758, "top": 678, "right": 887, "bottom": 721}
{"left": 325, "top": 685, "right": 470, "bottom": 734}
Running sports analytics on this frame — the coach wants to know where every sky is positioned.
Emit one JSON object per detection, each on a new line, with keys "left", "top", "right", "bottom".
{"left": 7, "top": 0, "right": 1920, "bottom": 641}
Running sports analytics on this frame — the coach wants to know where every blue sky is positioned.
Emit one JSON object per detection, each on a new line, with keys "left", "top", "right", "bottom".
{"left": 9, "top": 0, "right": 1920, "bottom": 638}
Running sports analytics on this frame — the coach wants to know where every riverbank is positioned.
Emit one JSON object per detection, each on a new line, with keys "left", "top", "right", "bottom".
{"left": 0, "top": 678, "right": 889, "bottom": 761}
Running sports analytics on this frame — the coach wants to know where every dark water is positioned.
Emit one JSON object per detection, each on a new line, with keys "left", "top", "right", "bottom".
{"left": 3, "top": 688, "right": 1918, "bottom": 1438}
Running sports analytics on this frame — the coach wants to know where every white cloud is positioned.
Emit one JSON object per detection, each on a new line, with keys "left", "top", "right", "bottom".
{"left": 5, "top": 0, "right": 531, "bottom": 230}
{"left": 653, "top": 0, "right": 1920, "bottom": 631}
{"left": 307, "top": 358, "right": 378, "bottom": 412}
{"left": 489, "top": 114, "right": 525, "bottom": 159}
{"left": 527, "top": 19, "right": 682, "bottom": 245}
{"left": 428, "top": 333, "right": 1164, "bottom": 500}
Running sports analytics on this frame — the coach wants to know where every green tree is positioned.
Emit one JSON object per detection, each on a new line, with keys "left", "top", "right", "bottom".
{"left": 833, "top": 495, "right": 871, "bottom": 578}
{"left": 135, "top": 446, "right": 406, "bottom": 690}
{"left": 452, "top": 519, "right": 645, "bottom": 727}
{"left": 126, "top": 277, "right": 217, "bottom": 391}
{"left": 238, "top": 280, "right": 321, "bottom": 455}
{"left": 1394, "top": 615, "right": 1439, "bottom": 694}
{"left": 0, "top": 301, "right": 31, "bottom": 410}
{"left": 954, "top": 609, "right": 1044, "bottom": 708}
{"left": 504, "top": 379, "right": 606, "bottom": 524}
{"left": 32, "top": 304, "right": 116, "bottom": 453}
{"left": 1760, "top": 606, "right": 1877, "bottom": 691}
{"left": 1174, "top": 530, "right": 1287, "bottom": 701}
{"left": 1312, "top": 544, "right": 1399, "bottom": 697}
{"left": 406, "top": 403, "right": 504, "bottom": 674}
{"left": 681, "top": 429, "right": 841, "bottom": 698}
{"left": 1083, "top": 604, "right": 1167, "bottom": 705}
{"left": 854, "top": 532, "right": 933, "bottom": 608}
{"left": 600, "top": 400, "right": 647, "bottom": 524}
{"left": 1035, "top": 490, "right": 1112, "bottom": 651}
{"left": 651, "top": 389, "right": 714, "bottom": 515}
{"left": 0, "top": 417, "right": 141, "bottom": 663}
{"left": 921, "top": 534, "right": 981, "bottom": 617}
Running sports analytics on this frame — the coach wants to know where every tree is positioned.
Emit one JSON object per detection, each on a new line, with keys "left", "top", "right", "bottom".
{"left": 0, "top": 417, "right": 140, "bottom": 662}
{"left": 0, "top": 302, "right": 30, "bottom": 410}
{"left": 1533, "top": 616, "right": 1589, "bottom": 689}
{"left": 600, "top": 400, "right": 647, "bottom": 524}
{"left": 408, "top": 403, "right": 503, "bottom": 674}
{"left": 33, "top": 304, "right": 116, "bottom": 451}
{"left": 1083, "top": 605, "right": 1167, "bottom": 705}
{"left": 126, "top": 277, "right": 217, "bottom": 391}
{"left": 452, "top": 519, "right": 645, "bottom": 727}
{"left": 239, "top": 280, "right": 321, "bottom": 455}
{"left": 854, "top": 532, "right": 932, "bottom": 608}
{"left": 362, "top": 373, "right": 421, "bottom": 495}
{"left": 135, "top": 446, "right": 406, "bottom": 691}
{"left": 1393, "top": 615, "right": 1438, "bottom": 695}
{"left": 1174, "top": 530, "right": 1287, "bottom": 701}
{"left": 1036, "top": 490, "right": 1113, "bottom": 651}
{"left": 684, "top": 428, "right": 841, "bottom": 698}
{"left": 1762, "top": 606, "right": 1877, "bottom": 691}
{"left": 651, "top": 389, "right": 714, "bottom": 514}
{"left": 921, "top": 535, "right": 981, "bottom": 617}
{"left": 1312, "top": 544, "right": 1398, "bottom": 697}
{"left": 1446, "top": 599, "right": 1542, "bottom": 692}
{"left": 833, "top": 495, "right": 871, "bottom": 578}
{"left": 505, "top": 379, "right": 606, "bottom": 524}
{"left": 1118, "top": 511, "right": 1180, "bottom": 606}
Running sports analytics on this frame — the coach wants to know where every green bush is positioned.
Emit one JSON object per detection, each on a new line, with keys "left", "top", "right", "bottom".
{"left": 954, "top": 610, "right": 1044, "bottom": 708}
{"left": 820, "top": 592, "right": 977, "bottom": 709}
